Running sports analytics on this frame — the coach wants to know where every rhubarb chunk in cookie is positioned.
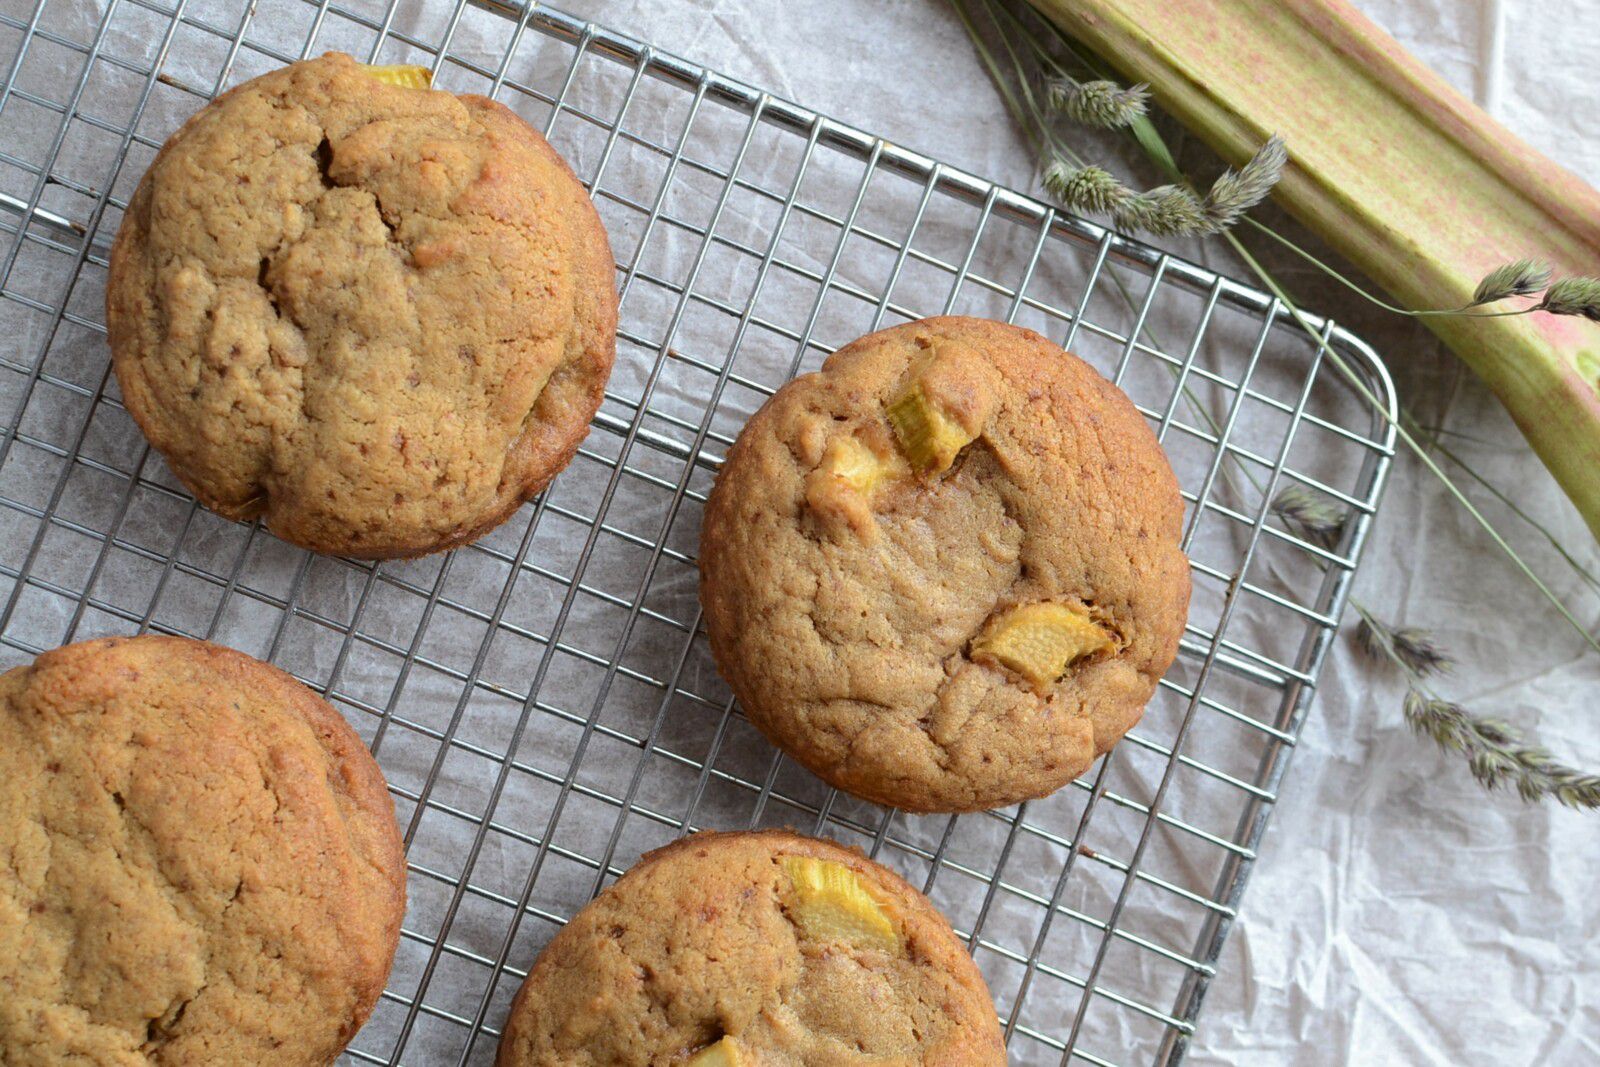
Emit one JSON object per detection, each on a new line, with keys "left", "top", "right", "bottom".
{"left": 699, "top": 317, "right": 1190, "bottom": 812}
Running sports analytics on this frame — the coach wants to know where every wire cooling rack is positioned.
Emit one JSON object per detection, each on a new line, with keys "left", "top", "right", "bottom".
{"left": 0, "top": 0, "right": 1397, "bottom": 1063}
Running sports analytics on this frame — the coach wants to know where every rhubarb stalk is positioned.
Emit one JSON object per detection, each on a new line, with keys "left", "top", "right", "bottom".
{"left": 1034, "top": 0, "right": 1600, "bottom": 539}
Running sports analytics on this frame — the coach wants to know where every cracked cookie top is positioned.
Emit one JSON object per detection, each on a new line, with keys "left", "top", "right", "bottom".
{"left": 700, "top": 317, "right": 1190, "bottom": 813}
{"left": 495, "top": 830, "right": 1004, "bottom": 1066}
{"left": 106, "top": 53, "right": 617, "bottom": 558}
{"left": 0, "top": 635, "right": 406, "bottom": 1065}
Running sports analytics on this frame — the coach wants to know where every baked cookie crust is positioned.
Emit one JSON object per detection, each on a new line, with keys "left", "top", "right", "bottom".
{"left": 106, "top": 53, "right": 617, "bottom": 558}
{"left": 0, "top": 635, "right": 406, "bottom": 1065}
{"left": 700, "top": 317, "right": 1190, "bottom": 812}
{"left": 495, "top": 829, "right": 1004, "bottom": 1066}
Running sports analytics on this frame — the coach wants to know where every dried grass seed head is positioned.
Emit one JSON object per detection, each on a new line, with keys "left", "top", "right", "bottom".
{"left": 1203, "top": 134, "right": 1288, "bottom": 229}
{"left": 1048, "top": 78, "right": 1150, "bottom": 128}
{"left": 1471, "top": 259, "right": 1552, "bottom": 305}
{"left": 1114, "top": 184, "right": 1213, "bottom": 237}
{"left": 1355, "top": 616, "right": 1452, "bottom": 677}
{"left": 1270, "top": 485, "right": 1347, "bottom": 549}
{"left": 1537, "top": 276, "right": 1600, "bottom": 321}
{"left": 1044, "top": 160, "right": 1134, "bottom": 215}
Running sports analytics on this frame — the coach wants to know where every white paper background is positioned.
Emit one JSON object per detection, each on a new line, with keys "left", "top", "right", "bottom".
{"left": 555, "top": 2, "right": 1600, "bottom": 1065}
{"left": 0, "top": 0, "right": 1594, "bottom": 1063}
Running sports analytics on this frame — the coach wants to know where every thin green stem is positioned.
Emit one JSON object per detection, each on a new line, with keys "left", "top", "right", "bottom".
{"left": 1408, "top": 425, "right": 1507, "bottom": 448}
{"left": 983, "top": 0, "right": 1077, "bottom": 78}
{"left": 1242, "top": 219, "right": 1547, "bottom": 318}
{"left": 1239, "top": 218, "right": 1428, "bottom": 314}
{"left": 1422, "top": 431, "right": 1600, "bottom": 596}
{"left": 1224, "top": 230, "right": 1600, "bottom": 654}
{"left": 948, "top": 0, "right": 1040, "bottom": 153}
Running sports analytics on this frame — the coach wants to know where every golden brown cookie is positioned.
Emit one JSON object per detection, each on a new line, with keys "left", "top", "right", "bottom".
{"left": 106, "top": 53, "right": 617, "bottom": 559}
{"left": 495, "top": 830, "right": 1003, "bottom": 1066}
{"left": 700, "top": 317, "right": 1190, "bottom": 813}
{"left": 0, "top": 635, "right": 406, "bottom": 1065}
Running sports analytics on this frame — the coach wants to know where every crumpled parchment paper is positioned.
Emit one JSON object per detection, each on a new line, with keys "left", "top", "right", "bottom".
{"left": 2, "top": 0, "right": 1595, "bottom": 1063}
{"left": 563, "top": 2, "right": 1600, "bottom": 1064}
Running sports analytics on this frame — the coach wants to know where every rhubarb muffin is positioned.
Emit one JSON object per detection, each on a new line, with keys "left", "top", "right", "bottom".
{"left": 699, "top": 317, "right": 1190, "bottom": 813}
{"left": 0, "top": 635, "right": 406, "bottom": 1064}
{"left": 495, "top": 830, "right": 1003, "bottom": 1066}
{"left": 106, "top": 52, "right": 617, "bottom": 558}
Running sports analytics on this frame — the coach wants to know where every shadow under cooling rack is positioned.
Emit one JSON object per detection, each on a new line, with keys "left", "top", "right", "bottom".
{"left": 0, "top": 1, "right": 1396, "bottom": 1064}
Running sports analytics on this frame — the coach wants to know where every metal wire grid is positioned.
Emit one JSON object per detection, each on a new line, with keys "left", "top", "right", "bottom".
{"left": 0, "top": 0, "right": 1397, "bottom": 1063}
